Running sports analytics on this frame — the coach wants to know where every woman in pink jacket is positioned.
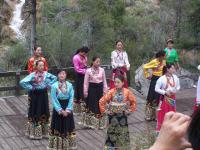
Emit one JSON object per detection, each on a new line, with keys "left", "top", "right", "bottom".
{"left": 72, "top": 46, "right": 90, "bottom": 113}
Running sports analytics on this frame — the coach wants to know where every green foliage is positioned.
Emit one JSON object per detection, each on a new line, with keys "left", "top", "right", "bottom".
{"left": 2, "top": 42, "right": 29, "bottom": 70}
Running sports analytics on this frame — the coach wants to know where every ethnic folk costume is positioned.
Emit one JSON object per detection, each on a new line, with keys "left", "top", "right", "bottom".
{"left": 99, "top": 88, "right": 137, "bottom": 150}
{"left": 72, "top": 54, "right": 87, "bottom": 113}
{"left": 110, "top": 50, "right": 130, "bottom": 89}
{"left": 28, "top": 56, "right": 48, "bottom": 73}
{"left": 155, "top": 74, "right": 180, "bottom": 133}
{"left": 143, "top": 58, "right": 166, "bottom": 121}
{"left": 81, "top": 67, "right": 108, "bottom": 129}
{"left": 194, "top": 76, "right": 200, "bottom": 112}
{"left": 164, "top": 47, "right": 179, "bottom": 65}
{"left": 48, "top": 81, "right": 77, "bottom": 150}
{"left": 20, "top": 71, "right": 57, "bottom": 139}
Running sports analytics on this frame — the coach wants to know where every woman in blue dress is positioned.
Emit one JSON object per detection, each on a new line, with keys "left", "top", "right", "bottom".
{"left": 20, "top": 60, "right": 57, "bottom": 140}
{"left": 48, "top": 70, "right": 77, "bottom": 150}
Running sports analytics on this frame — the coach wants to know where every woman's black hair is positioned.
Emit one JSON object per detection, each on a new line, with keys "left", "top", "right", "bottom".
{"left": 188, "top": 109, "right": 200, "bottom": 150}
{"left": 75, "top": 46, "right": 90, "bottom": 54}
{"left": 57, "top": 69, "right": 66, "bottom": 75}
{"left": 91, "top": 56, "right": 100, "bottom": 67}
{"left": 116, "top": 40, "right": 123, "bottom": 45}
{"left": 35, "top": 60, "right": 44, "bottom": 67}
{"left": 162, "top": 63, "right": 174, "bottom": 75}
{"left": 34, "top": 46, "right": 41, "bottom": 51}
{"left": 114, "top": 75, "right": 125, "bottom": 82}
{"left": 155, "top": 51, "right": 166, "bottom": 58}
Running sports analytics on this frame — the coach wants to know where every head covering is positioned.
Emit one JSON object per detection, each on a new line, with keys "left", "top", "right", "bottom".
{"left": 167, "top": 39, "right": 174, "bottom": 44}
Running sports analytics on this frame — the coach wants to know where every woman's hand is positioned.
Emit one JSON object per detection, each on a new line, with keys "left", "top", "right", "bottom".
{"left": 62, "top": 110, "right": 68, "bottom": 117}
{"left": 165, "top": 91, "right": 171, "bottom": 97}
{"left": 149, "top": 112, "right": 191, "bottom": 150}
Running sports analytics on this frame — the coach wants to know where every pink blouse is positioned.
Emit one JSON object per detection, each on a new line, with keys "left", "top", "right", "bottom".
{"left": 72, "top": 54, "right": 87, "bottom": 74}
{"left": 84, "top": 67, "right": 108, "bottom": 97}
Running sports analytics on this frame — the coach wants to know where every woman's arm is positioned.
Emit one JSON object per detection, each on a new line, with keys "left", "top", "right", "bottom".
{"left": 155, "top": 77, "right": 166, "bottom": 95}
{"left": 102, "top": 69, "right": 108, "bottom": 93}
{"left": 128, "top": 90, "right": 137, "bottom": 112}
{"left": 66, "top": 83, "right": 74, "bottom": 112}
{"left": 50, "top": 84, "right": 62, "bottom": 112}
{"left": 99, "top": 90, "right": 113, "bottom": 113}
{"left": 83, "top": 69, "right": 89, "bottom": 98}
{"left": 20, "top": 73, "right": 34, "bottom": 90}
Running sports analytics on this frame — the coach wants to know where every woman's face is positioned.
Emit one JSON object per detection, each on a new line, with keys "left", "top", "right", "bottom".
{"left": 116, "top": 42, "right": 123, "bottom": 51}
{"left": 93, "top": 58, "right": 101, "bottom": 68}
{"left": 80, "top": 51, "right": 87, "bottom": 57}
{"left": 167, "top": 65, "right": 175, "bottom": 74}
{"left": 167, "top": 42, "right": 173, "bottom": 49}
{"left": 114, "top": 78, "right": 124, "bottom": 89}
{"left": 36, "top": 61, "right": 44, "bottom": 72}
{"left": 58, "top": 71, "right": 66, "bottom": 81}
{"left": 35, "top": 47, "right": 42, "bottom": 56}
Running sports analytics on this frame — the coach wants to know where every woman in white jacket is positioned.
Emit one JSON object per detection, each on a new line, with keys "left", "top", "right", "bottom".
{"left": 155, "top": 64, "right": 180, "bottom": 133}
{"left": 194, "top": 65, "right": 200, "bottom": 111}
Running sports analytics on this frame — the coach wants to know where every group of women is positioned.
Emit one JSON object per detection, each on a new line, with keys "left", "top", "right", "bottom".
{"left": 19, "top": 39, "right": 200, "bottom": 149}
{"left": 20, "top": 41, "right": 137, "bottom": 150}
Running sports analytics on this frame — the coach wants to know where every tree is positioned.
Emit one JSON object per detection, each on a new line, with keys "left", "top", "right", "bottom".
{"left": 30, "top": 0, "right": 36, "bottom": 55}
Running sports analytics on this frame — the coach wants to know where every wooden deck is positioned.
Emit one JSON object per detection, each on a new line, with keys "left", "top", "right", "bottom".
{"left": 0, "top": 88, "right": 196, "bottom": 150}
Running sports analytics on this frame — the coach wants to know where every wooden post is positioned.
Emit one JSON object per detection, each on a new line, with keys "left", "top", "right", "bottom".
{"left": 15, "top": 69, "right": 21, "bottom": 96}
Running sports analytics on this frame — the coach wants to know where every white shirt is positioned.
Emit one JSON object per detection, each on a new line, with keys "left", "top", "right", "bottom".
{"left": 197, "top": 77, "right": 200, "bottom": 104}
{"left": 155, "top": 74, "right": 180, "bottom": 95}
{"left": 111, "top": 50, "right": 130, "bottom": 70}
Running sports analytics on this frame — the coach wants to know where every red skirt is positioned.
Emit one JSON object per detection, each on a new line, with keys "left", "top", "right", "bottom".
{"left": 156, "top": 95, "right": 176, "bottom": 132}
{"left": 109, "top": 67, "right": 128, "bottom": 89}
{"left": 194, "top": 98, "right": 198, "bottom": 112}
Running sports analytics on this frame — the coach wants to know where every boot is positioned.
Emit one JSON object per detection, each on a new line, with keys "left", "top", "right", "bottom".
{"left": 99, "top": 115, "right": 107, "bottom": 130}
{"left": 25, "top": 121, "right": 30, "bottom": 137}
{"left": 68, "top": 133, "right": 77, "bottom": 150}
{"left": 47, "top": 136, "right": 55, "bottom": 150}
{"left": 29, "top": 124, "right": 35, "bottom": 139}
{"left": 42, "top": 123, "right": 50, "bottom": 138}
{"left": 62, "top": 137, "right": 69, "bottom": 150}
{"left": 57, "top": 136, "right": 63, "bottom": 150}
{"left": 34, "top": 124, "right": 43, "bottom": 140}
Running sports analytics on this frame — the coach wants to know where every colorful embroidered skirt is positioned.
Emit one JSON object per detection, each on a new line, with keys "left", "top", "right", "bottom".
{"left": 26, "top": 88, "right": 50, "bottom": 139}
{"left": 156, "top": 95, "right": 176, "bottom": 132}
{"left": 104, "top": 113, "right": 130, "bottom": 150}
{"left": 48, "top": 99, "right": 76, "bottom": 149}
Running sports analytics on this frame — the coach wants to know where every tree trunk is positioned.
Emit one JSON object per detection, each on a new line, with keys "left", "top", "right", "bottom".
{"left": 30, "top": 0, "right": 36, "bottom": 56}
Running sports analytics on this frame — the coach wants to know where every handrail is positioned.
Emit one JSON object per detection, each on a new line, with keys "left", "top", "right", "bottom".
{"left": 0, "top": 65, "right": 131, "bottom": 96}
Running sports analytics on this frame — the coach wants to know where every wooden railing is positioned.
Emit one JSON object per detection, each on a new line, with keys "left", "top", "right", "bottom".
{"left": 0, "top": 65, "right": 130, "bottom": 96}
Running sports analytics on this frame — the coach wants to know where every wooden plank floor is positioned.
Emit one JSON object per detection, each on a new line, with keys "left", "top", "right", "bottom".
{"left": 0, "top": 88, "right": 196, "bottom": 150}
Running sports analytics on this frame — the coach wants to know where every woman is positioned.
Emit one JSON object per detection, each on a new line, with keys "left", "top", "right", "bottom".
{"left": 28, "top": 46, "right": 48, "bottom": 73}
{"left": 82, "top": 56, "right": 108, "bottom": 129}
{"left": 164, "top": 39, "right": 180, "bottom": 70}
{"left": 194, "top": 65, "right": 200, "bottom": 112}
{"left": 20, "top": 60, "right": 57, "bottom": 139}
{"left": 155, "top": 64, "right": 180, "bottom": 133}
{"left": 143, "top": 51, "right": 166, "bottom": 121}
{"left": 72, "top": 46, "right": 90, "bottom": 113}
{"left": 110, "top": 40, "right": 130, "bottom": 89}
{"left": 48, "top": 70, "right": 77, "bottom": 150}
{"left": 99, "top": 75, "right": 137, "bottom": 150}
